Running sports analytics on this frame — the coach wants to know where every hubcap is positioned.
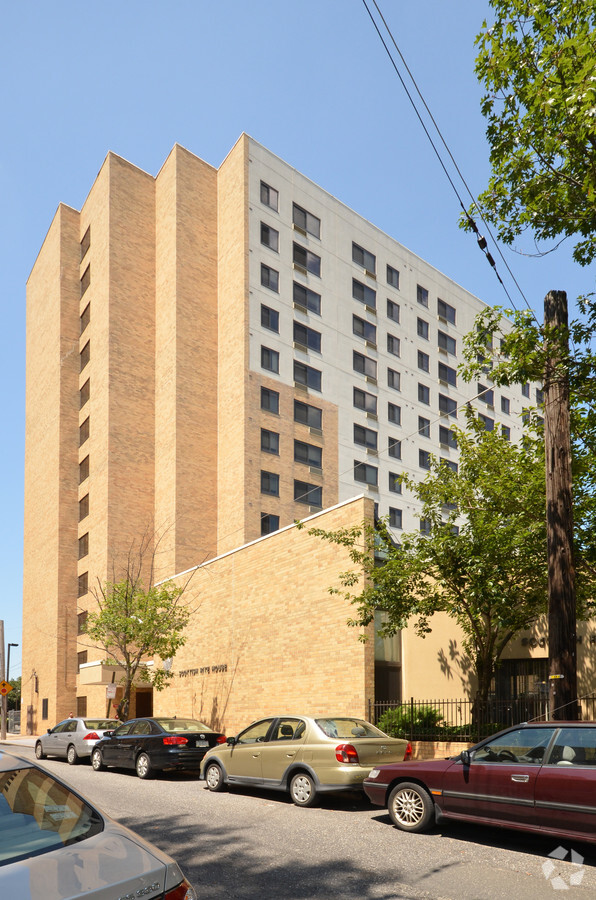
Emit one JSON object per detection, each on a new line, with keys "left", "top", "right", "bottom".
{"left": 207, "top": 766, "right": 220, "bottom": 788}
{"left": 292, "top": 776, "right": 311, "bottom": 803}
{"left": 392, "top": 789, "right": 424, "bottom": 826}
{"left": 92, "top": 752, "right": 101, "bottom": 769}
{"left": 138, "top": 756, "right": 149, "bottom": 777}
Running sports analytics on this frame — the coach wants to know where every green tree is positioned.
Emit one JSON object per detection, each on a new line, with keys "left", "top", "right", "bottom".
{"left": 309, "top": 415, "right": 548, "bottom": 702}
{"left": 468, "top": 0, "right": 596, "bottom": 265}
{"left": 7, "top": 676, "right": 21, "bottom": 712}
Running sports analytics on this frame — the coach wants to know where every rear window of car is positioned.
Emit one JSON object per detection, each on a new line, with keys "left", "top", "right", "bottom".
{"left": 83, "top": 719, "right": 119, "bottom": 730}
{"left": 155, "top": 719, "right": 212, "bottom": 733}
{"left": 0, "top": 766, "right": 103, "bottom": 865}
{"left": 314, "top": 718, "right": 386, "bottom": 739}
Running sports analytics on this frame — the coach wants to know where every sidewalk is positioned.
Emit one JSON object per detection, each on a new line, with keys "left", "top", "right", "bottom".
{"left": 0, "top": 733, "right": 38, "bottom": 748}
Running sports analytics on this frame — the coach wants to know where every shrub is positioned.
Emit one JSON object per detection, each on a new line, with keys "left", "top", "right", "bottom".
{"left": 378, "top": 705, "right": 444, "bottom": 739}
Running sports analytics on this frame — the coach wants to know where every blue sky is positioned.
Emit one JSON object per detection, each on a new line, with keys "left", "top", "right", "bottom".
{"left": 1, "top": 1, "right": 592, "bottom": 679}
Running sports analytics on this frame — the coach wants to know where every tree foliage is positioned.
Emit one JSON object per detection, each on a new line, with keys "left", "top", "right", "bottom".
{"left": 468, "top": 0, "right": 596, "bottom": 264}
{"left": 310, "top": 415, "right": 548, "bottom": 700}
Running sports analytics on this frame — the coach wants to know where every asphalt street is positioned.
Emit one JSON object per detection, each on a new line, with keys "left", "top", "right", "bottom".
{"left": 4, "top": 742, "right": 596, "bottom": 900}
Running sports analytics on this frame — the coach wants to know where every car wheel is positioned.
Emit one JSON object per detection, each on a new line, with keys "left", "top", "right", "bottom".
{"left": 91, "top": 749, "right": 105, "bottom": 771}
{"left": 35, "top": 742, "right": 46, "bottom": 760}
{"left": 388, "top": 782, "right": 434, "bottom": 833}
{"left": 205, "top": 762, "right": 225, "bottom": 792}
{"left": 136, "top": 752, "right": 153, "bottom": 780}
{"left": 67, "top": 744, "right": 79, "bottom": 765}
{"left": 289, "top": 772, "right": 317, "bottom": 808}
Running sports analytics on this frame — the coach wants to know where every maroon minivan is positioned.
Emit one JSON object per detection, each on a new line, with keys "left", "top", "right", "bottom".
{"left": 363, "top": 722, "right": 596, "bottom": 843}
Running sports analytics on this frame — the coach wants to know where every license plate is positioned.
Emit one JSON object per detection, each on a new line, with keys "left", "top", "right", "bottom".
{"left": 195, "top": 740, "right": 209, "bottom": 747}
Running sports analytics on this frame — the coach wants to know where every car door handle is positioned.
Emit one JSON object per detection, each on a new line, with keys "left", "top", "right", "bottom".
{"left": 286, "top": 752, "right": 296, "bottom": 758}
{"left": 511, "top": 774, "right": 529, "bottom": 783}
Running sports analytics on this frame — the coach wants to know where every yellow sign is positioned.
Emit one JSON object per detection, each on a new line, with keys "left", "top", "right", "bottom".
{"left": 0, "top": 681, "right": 12, "bottom": 696}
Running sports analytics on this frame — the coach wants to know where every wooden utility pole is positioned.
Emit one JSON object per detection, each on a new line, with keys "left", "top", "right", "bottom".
{"left": 0, "top": 621, "right": 5, "bottom": 741}
{"left": 543, "top": 291, "right": 578, "bottom": 720}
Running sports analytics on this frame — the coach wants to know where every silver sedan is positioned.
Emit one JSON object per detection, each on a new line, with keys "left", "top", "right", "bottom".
{"left": 35, "top": 717, "right": 119, "bottom": 764}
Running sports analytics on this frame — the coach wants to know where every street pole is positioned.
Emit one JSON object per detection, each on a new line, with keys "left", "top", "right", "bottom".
{"left": 543, "top": 291, "right": 578, "bottom": 720}
{"left": 0, "top": 620, "right": 6, "bottom": 741}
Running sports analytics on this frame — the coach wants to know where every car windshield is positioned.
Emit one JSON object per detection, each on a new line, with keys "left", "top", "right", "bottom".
{"left": 0, "top": 765, "right": 103, "bottom": 865}
{"left": 314, "top": 718, "right": 386, "bottom": 739}
{"left": 83, "top": 719, "right": 118, "bottom": 729}
{"left": 155, "top": 718, "right": 212, "bottom": 733}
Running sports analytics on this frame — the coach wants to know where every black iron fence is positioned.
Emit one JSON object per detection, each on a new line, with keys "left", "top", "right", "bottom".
{"left": 369, "top": 695, "right": 596, "bottom": 744}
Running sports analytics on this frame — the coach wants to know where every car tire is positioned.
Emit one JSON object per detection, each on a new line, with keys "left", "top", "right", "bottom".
{"left": 35, "top": 742, "right": 46, "bottom": 760}
{"left": 289, "top": 772, "right": 317, "bottom": 808}
{"left": 136, "top": 752, "right": 153, "bottom": 780}
{"left": 67, "top": 744, "right": 79, "bottom": 765}
{"left": 205, "top": 762, "right": 226, "bottom": 792}
{"left": 388, "top": 781, "right": 434, "bottom": 833}
{"left": 91, "top": 749, "right": 105, "bottom": 771}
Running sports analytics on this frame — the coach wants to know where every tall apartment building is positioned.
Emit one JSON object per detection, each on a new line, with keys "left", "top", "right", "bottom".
{"left": 23, "top": 134, "right": 537, "bottom": 730}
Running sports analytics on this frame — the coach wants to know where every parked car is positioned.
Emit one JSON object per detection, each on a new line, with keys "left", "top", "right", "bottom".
{"left": 200, "top": 714, "right": 411, "bottom": 807}
{"left": 35, "top": 716, "right": 120, "bottom": 764}
{"left": 0, "top": 748, "right": 196, "bottom": 900}
{"left": 364, "top": 721, "right": 596, "bottom": 844}
{"left": 91, "top": 716, "right": 226, "bottom": 778}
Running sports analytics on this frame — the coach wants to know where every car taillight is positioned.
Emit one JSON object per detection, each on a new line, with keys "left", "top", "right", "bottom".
{"left": 163, "top": 736, "right": 188, "bottom": 745}
{"left": 335, "top": 743, "right": 359, "bottom": 764}
{"left": 165, "top": 878, "right": 197, "bottom": 900}
{"left": 216, "top": 735, "right": 227, "bottom": 744}
{"left": 83, "top": 732, "right": 99, "bottom": 741}
{"left": 403, "top": 741, "right": 413, "bottom": 761}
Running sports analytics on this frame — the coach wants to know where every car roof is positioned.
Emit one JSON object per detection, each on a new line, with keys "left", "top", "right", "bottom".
{"left": 0, "top": 748, "right": 35, "bottom": 772}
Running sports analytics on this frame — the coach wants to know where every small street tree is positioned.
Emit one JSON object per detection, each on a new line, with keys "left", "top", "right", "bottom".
{"left": 309, "top": 414, "right": 548, "bottom": 703}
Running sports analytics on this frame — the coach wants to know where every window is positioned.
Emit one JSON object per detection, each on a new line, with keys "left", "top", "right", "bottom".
{"left": 417, "top": 318, "right": 429, "bottom": 340}
{"left": 439, "top": 393, "right": 457, "bottom": 418}
{"left": 78, "top": 533, "right": 89, "bottom": 559}
{"left": 260, "top": 181, "right": 278, "bottom": 211}
{"left": 293, "top": 242, "right": 320, "bottom": 276}
{"left": 353, "top": 388, "right": 377, "bottom": 415}
{"left": 293, "top": 321, "right": 321, "bottom": 352}
{"left": 438, "top": 331, "right": 456, "bottom": 355}
{"left": 80, "top": 341, "right": 90, "bottom": 372}
{"left": 293, "top": 282, "right": 321, "bottom": 315}
{"left": 387, "top": 334, "right": 400, "bottom": 357}
{"left": 387, "top": 299, "right": 400, "bottom": 322}
{"left": 354, "top": 460, "right": 378, "bottom": 486}
{"left": 388, "top": 402, "right": 401, "bottom": 425}
{"left": 294, "top": 399, "right": 322, "bottom": 429}
{"left": 442, "top": 458, "right": 458, "bottom": 473}
{"left": 79, "top": 379, "right": 90, "bottom": 409}
{"left": 261, "top": 513, "right": 279, "bottom": 535}
{"left": 418, "top": 383, "right": 430, "bottom": 405}
{"left": 261, "top": 471, "right": 279, "bottom": 496}
{"left": 439, "top": 425, "right": 457, "bottom": 448}
{"left": 79, "top": 417, "right": 90, "bottom": 446}
{"left": 80, "top": 225, "right": 90, "bottom": 260}
{"left": 260, "top": 222, "right": 279, "bottom": 251}
{"left": 353, "top": 279, "right": 376, "bottom": 308}
{"left": 387, "top": 264, "right": 400, "bottom": 289}
{"left": 353, "top": 315, "right": 376, "bottom": 343}
{"left": 388, "top": 472, "right": 402, "bottom": 494}
{"left": 417, "top": 350, "right": 430, "bottom": 372}
{"left": 389, "top": 508, "right": 403, "bottom": 529}
{"left": 536, "top": 388, "right": 544, "bottom": 405}
{"left": 293, "top": 203, "right": 320, "bottom": 238}
{"left": 261, "top": 264, "right": 279, "bottom": 292}
{"left": 77, "top": 610, "right": 88, "bottom": 634}
{"left": 79, "top": 456, "right": 89, "bottom": 483}
{"left": 478, "top": 413, "right": 495, "bottom": 431}
{"left": 388, "top": 437, "right": 401, "bottom": 459}
{"left": 352, "top": 242, "right": 376, "bottom": 274}
{"left": 388, "top": 368, "right": 401, "bottom": 391}
{"left": 438, "top": 362, "right": 457, "bottom": 386}
{"left": 261, "top": 387, "right": 279, "bottom": 414}
{"left": 294, "top": 361, "right": 321, "bottom": 391}
{"left": 79, "top": 494, "right": 89, "bottom": 521}
{"left": 78, "top": 572, "right": 88, "bottom": 597}
{"left": 502, "top": 424, "right": 511, "bottom": 441}
{"left": 420, "top": 518, "right": 432, "bottom": 535}
{"left": 438, "top": 298, "right": 456, "bottom": 324}
{"left": 419, "top": 449, "right": 432, "bottom": 470}
{"left": 261, "top": 305, "right": 279, "bottom": 332}
{"left": 295, "top": 440, "right": 323, "bottom": 467}
{"left": 478, "top": 383, "right": 494, "bottom": 406}
{"left": 80, "top": 303, "right": 90, "bottom": 335}
{"left": 417, "top": 284, "right": 429, "bottom": 307}
{"left": 354, "top": 424, "right": 377, "bottom": 450}
{"left": 77, "top": 651, "right": 88, "bottom": 672}
{"left": 353, "top": 351, "right": 377, "bottom": 379}
{"left": 261, "top": 429, "right": 279, "bottom": 454}
{"left": 522, "top": 382, "right": 530, "bottom": 398}
{"left": 418, "top": 416, "right": 431, "bottom": 438}
{"left": 261, "top": 346, "right": 279, "bottom": 373}
{"left": 80, "top": 265, "right": 90, "bottom": 297}
{"left": 294, "top": 480, "right": 322, "bottom": 507}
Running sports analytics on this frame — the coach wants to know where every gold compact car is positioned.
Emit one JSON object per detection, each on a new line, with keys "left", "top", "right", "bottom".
{"left": 200, "top": 715, "right": 410, "bottom": 807}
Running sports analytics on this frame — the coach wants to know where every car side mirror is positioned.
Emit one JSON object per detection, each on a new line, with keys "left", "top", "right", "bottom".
{"left": 227, "top": 736, "right": 237, "bottom": 746}
{"left": 47, "top": 728, "right": 52, "bottom": 734}
{"left": 460, "top": 750, "right": 472, "bottom": 766}
{"left": 103, "top": 730, "right": 114, "bottom": 737}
